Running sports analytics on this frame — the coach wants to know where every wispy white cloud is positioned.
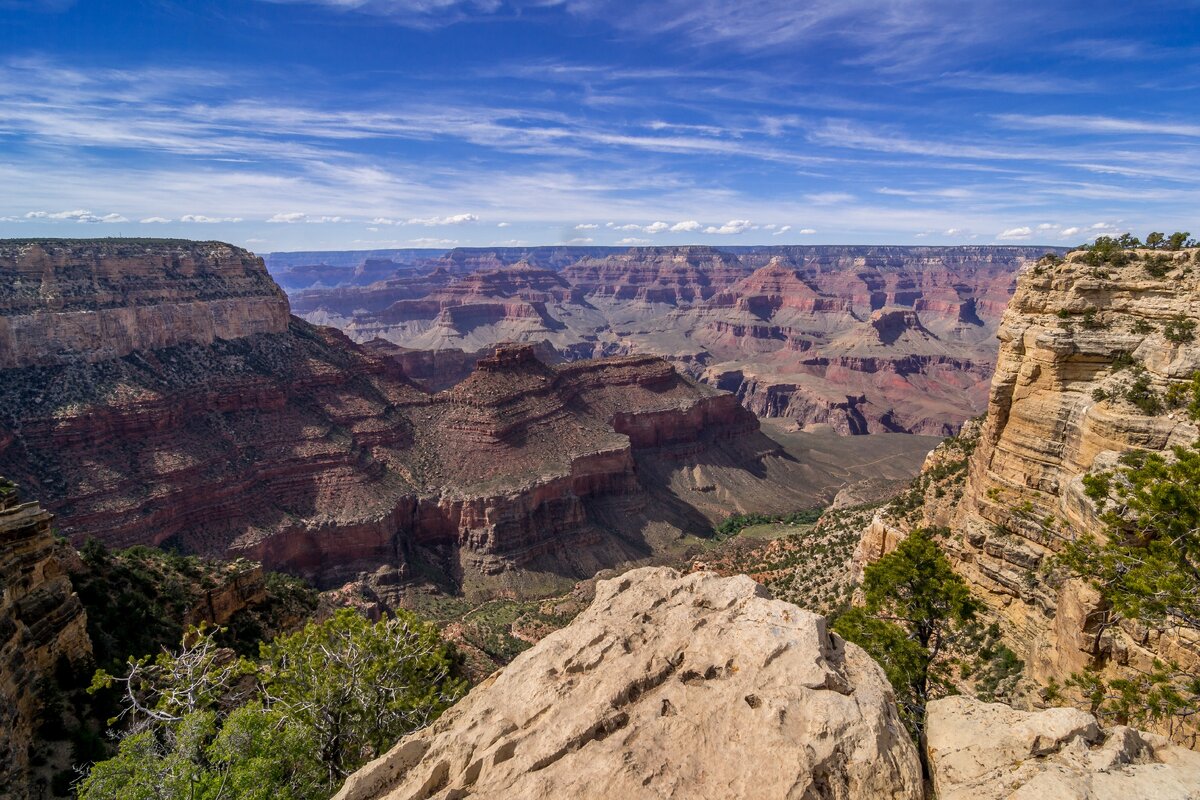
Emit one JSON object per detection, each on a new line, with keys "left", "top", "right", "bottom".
{"left": 997, "top": 226, "right": 1033, "bottom": 240}
{"left": 617, "top": 237, "right": 650, "bottom": 245}
{"left": 408, "top": 237, "right": 459, "bottom": 245}
{"left": 407, "top": 213, "right": 479, "bottom": 225}
{"left": 25, "top": 209, "right": 127, "bottom": 223}
{"left": 139, "top": 216, "right": 172, "bottom": 223}
{"left": 772, "top": 224, "right": 792, "bottom": 236}
{"left": 670, "top": 220, "right": 702, "bottom": 232}
{"left": 181, "top": 214, "right": 243, "bottom": 223}
{"left": 805, "top": 192, "right": 854, "bottom": 205}
{"left": 574, "top": 223, "right": 599, "bottom": 229}
{"left": 267, "top": 212, "right": 307, "bottom": 223}
{"left": 995, "top": 113, "right": 1200, "bottom": 138}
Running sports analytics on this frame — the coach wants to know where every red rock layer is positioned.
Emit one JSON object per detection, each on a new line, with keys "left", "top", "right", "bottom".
{"left": 0, "top": 315, "right": 761, "bottom": 593}
{"left": 0, "top": 240, "right": 290, "bottom": 368}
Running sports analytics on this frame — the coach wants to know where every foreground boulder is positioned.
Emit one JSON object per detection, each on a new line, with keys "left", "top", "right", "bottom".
{"left": 926, "top": 696, "right": 1200, "bottom": 799}
{"left": 335, "top": 567, "right": 922, "bottom": 800}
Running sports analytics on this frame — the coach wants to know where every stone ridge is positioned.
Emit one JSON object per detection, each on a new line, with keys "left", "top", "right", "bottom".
{"left": 0, "top": 239, "right": 290, "bottom": 367}
{"left": 334, "top": 567, "right": 923, "bottom": 800}
{"left": 0, "top": 479, "right": 92, "bottom": 798}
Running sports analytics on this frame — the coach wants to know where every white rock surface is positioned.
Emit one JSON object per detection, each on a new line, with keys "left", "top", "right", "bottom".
{"left": 926, "top": 695, "right": 1200, "bottom": 799}
{"left": 335, "top": 567, "right": 923, "bottom": 800}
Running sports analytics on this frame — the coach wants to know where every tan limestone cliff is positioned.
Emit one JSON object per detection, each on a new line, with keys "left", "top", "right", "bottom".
{"left": 852, "top": 247, "right": 1200, "bottom": 734}
{"left": 949, "top": 248, "right": 1200, "bottom": 690}
{"left": 334, "top": 567, "right": 923, "bottom": 800}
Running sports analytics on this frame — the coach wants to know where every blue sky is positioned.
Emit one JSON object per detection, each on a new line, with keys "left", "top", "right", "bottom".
{"left": 1, "top": 0, "right": 1198, "bottom": 251}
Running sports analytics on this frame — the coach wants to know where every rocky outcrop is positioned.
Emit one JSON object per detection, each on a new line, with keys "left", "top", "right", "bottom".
{"left": 334, "top": 567, "right": 923, "bottom": 800}
{"left": 0, "top": 240, "right": 290, "bottom": 368}
{"left": 926, "top": 695, "right": 1200, "bottom": 799}
{"left": 942, "top": 248, "right": 1200, "bottom": 690}
{"left": 0, "top": 479, "right": 91, "bottom": 798}
{"left": 181, "top": 561, "right": 269, "bottom": 628}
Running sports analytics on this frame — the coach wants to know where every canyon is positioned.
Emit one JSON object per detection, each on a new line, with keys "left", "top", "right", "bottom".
{"left": 281, "top": 245, "right": 1054, "bottom": 435}
{"left": 0, "top": 240, "right": 933, "bottom": 603}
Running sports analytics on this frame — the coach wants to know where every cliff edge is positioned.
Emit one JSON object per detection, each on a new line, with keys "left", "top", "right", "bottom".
{"left": 0, "top": 239, "right": 290, "bottom": 368}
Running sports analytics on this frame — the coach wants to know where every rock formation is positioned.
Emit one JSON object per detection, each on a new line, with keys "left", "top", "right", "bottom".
{"left": 334, "top": 567, "right": 923, "bottom": 800}
{"left": 288, "top": 245, "right": 1051, "bottom": 434}
{"left": 926, "top": 695, "right": 1200, "bottom": 799}
{"left": 0, "top": 240, "right": 861, "bottom": 602}
{"left": 0, "top": 479, "right": 92, "bottom": 798}
{"left": 852, "top": 247, "right": 1200, "bottom": 732}
{"left": 0, "top": 239, "right": 290, "bottom": 368}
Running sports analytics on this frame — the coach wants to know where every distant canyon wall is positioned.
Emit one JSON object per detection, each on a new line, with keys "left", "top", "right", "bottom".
{"left": 0, "top": 240, "right": 290, "bottom": 368}
{"left": 281, "top": 244, "right": 1057, "bottom": 434}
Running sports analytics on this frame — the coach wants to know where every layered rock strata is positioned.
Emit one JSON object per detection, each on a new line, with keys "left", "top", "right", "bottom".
{"left": 0, "top": 239, "right": 290, "bottom": 368}
{"left": 0, "top": 240, "right": 836, "bottom": 598}
{"left": 334, "top": 568, "right": 923, "bottom": 800}
{"left": 853, "top": 248, "right": 1200, "bottom": 730}
{"left": 0, "top": 479, "right": 91, "bottom": 798}
{"left": 289, "top": 245, "right": 1052, "bottom": 433}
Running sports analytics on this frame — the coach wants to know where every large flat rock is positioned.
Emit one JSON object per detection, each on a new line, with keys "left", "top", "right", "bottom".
{"left": 335, "top": 567, "right": 922, "bottom": 800}
{"left": 927, "top": 695, "right": 1200, "bottom": 800}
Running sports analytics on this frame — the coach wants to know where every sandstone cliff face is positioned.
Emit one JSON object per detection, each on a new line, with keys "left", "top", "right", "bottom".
{"left": 0, "top": 479, "right": 91, "bottom": 798}
{"left": 0, "top": 240, "right": 290, "bottom": 368}
{"left": 851, "top": 248, "right": 1200, "bottom": 722}
{"left": 926, "top": 696, "right": 1200, "bottom": 799}
{"left": 334, "top": 568, "right": 923, "bottom": 800}
{"left": 947, "top": 248, "right": 1200, "bottom": 688}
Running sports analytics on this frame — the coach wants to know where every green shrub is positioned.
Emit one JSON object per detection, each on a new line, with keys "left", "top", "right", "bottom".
{"left": 1163, "top": 315, "right": 1196, "bottom": 344}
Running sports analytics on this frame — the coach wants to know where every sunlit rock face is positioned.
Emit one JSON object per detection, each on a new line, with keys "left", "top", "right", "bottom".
{"left": 0, "top": 240, "right": 290, "bottom": 368}
{"left": 334, "top": 567, "right": 923, "bottom": 800}
{"left": 851, "top": 248, "right": 1200, "bottom": 742}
